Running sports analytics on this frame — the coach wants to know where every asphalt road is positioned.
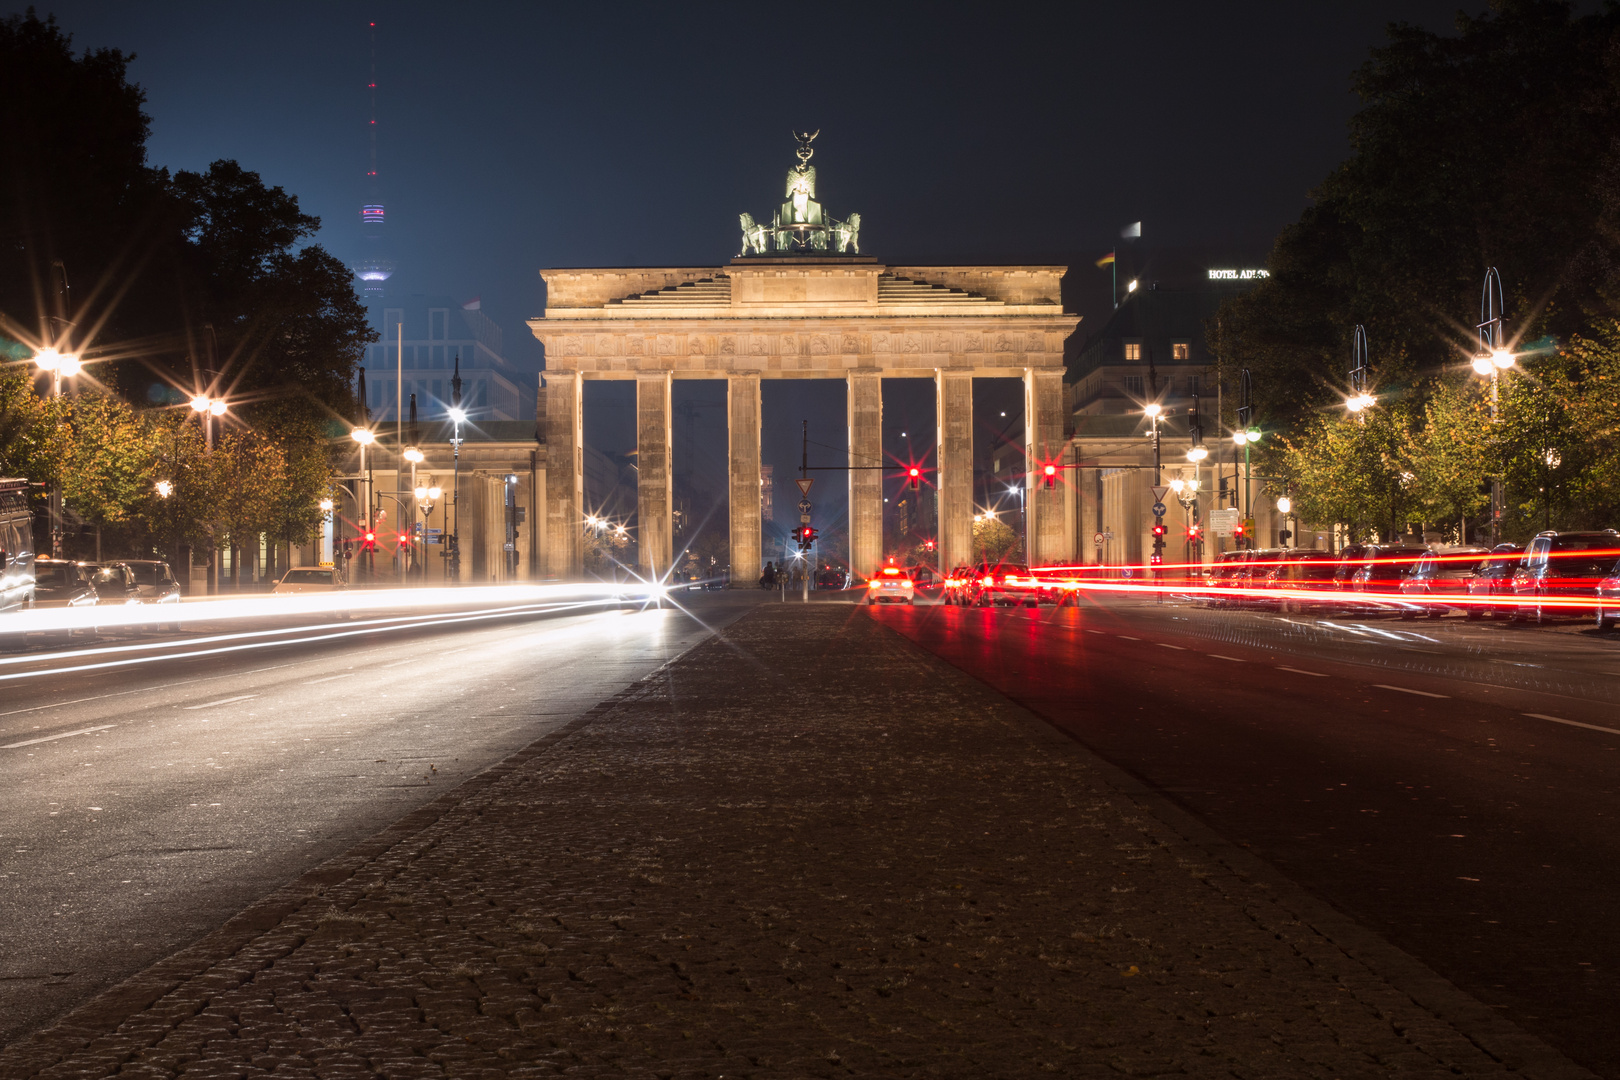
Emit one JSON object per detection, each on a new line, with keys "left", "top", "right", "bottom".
{"left": 872, "top": 591, "right": 1620, "bottom": 1077}
{"left": 0, "top": 590, "right": 760, "bottom": 1049}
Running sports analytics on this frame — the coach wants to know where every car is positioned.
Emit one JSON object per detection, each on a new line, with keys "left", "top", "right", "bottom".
{"left": 1397, "top": 546, "right": 1491, "bottom": 619}
{"left": 1596, "top": 561, "right": 1620, "bottom": 632}
{"left": 1510, "top": 530, "right": 1620, "bottom": 623}
{"left": 1464, "top": 544, "right": 1522, "bottom": 619}
{"left": 963, "top": 562, "right": 1050, "bottom": 608}
{"left": 31, "top": 558, "right": 98, "bottom": 609}
{"left": 941, "top": 565, "right": 975, "bottom": 605}
{"left": 1346, "top": 545, "right": 1428, "bottom": 614}
{"left": 89, "top": 562, "right": 142, "bottom": 605}
{"left": 1262, "top": 549, "right": 1339, "bottom": 611}
{"left": 815, "top": 567, "right": 849, "bottom": 590}
{"left": 272, "top": 565, "right": 348, "bottom": 595}
{"left": 865, "top": 565, "right": 915, "bottom": 604}
{"left": 1231, "top": 548, "right": 1287, "bottom": 607}
{"left": 908, "top": 565, "right": 935, "bottom": 589}
{"left": 121, "top": 559, "right": 183, "bottom": 629}
{"left": 0, "top": 477, "right": 35, "bottom": 616}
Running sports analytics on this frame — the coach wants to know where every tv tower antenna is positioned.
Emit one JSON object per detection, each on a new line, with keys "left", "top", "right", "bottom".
{"left": 354, "top": 19, "right": 394, "bottom": 299}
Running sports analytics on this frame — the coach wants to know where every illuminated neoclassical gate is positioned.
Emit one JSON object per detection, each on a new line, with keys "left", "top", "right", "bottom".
{"left": 527, "top": 144, "right": 1078, "bottom": 581}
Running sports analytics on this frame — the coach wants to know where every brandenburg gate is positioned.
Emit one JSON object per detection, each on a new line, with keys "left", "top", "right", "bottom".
{"left": 529, "top": 135, "right": 1078, "bottom": 582}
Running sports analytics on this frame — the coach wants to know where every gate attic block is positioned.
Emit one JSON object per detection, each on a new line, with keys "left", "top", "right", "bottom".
{"left": 529, "top": 257, "right": 1078, "bottom": 581}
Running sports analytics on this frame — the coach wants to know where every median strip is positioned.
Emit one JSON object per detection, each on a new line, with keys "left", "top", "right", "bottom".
{"left": 1372, "top": 684, "right": 1449, "bottom": 699}
{"left": 2, "top": 725, "right": 115, "bottom": 749}
{"left": 183, "top": 694, "right": 258, "bottom": 711}
{"left": 1524, "top": 713, "right": 1620, "bottom": 738}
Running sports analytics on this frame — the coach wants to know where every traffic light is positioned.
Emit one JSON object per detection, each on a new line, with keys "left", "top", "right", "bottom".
{"left": 1151, "top": 523, "right": 1167, "bottom": 539}
{"left": 924, "top": 539, "right": 935, "bottom": 551}
{"left": 361, "top": 530, "right": 377, "bottom": 553}
{"left": 1043, "top": 463, "right": 1057, "bottom": 489}
{"left": 908, "top": 467, "right": 921, "bottom": 490}
{"left": 1187, "top": 523, "right": 1202, "bottom": 541}
{"left": 1233, "top": 520, "right": 1246, "bottom": 541}
{"left": 397, "top": 532, "right": 411, "bottom": 550}
{"left": 1278, "top": 529, "right": 1292, "bottom": 543}
{"left": 796, "top": 525, "right": 816, "bottom": 551}
{"left": 1150, "top": 553, "right": 1163, "bottom": 565}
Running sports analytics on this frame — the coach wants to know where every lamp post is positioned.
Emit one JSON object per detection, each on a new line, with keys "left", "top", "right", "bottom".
{"left": 351, "top": 426, "right": 375, "bottom": 582}
{"left": 1144, "top": 402, "right": 1165, "bottom": 575}
{"left": 448, "top": 354, "right": 465, "bottom": 584}
{"left": 1471, "top": 267, "right": 1515, "bottom": 545}
{"left": 1346, "top": 325, "right": 1377, "bottom": 415}
{"left": 34, "top": 346, "right": 83, "bottom": 557}
{"left": 320, "top": 497, "right": 336, "bottom": 567}
{"left": 1232, "top": 368, "right": 1261, "bottom": 547}
{"left": 1276, "top": 495, "right": 1294, "bottom": 550}
{"left": 189, "top": 393, "right": 227, "bottom": 591}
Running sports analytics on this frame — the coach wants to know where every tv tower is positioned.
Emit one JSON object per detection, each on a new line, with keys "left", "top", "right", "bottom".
{"left": 352, "top": 20, "right": 394, "bottom": 302}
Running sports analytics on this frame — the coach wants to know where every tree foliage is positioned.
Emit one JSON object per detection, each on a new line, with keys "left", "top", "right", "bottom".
{"left": 1211, "top": 1, "right": 1620, "bottom": 431}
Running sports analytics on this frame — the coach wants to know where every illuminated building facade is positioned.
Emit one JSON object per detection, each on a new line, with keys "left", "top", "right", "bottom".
{"left": 362, "top": 298, "right": 525, "bottom": 422}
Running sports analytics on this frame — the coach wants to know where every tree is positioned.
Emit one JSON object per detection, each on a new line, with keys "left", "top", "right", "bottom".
{"left": 1405, "top": 378, "right": 1493, "bottom": 540}
{"left": 1211, "top": 1, "right": 1620, "bottom": 432}
{"left": 972, "top": 515, "right": 1021, "bottom": 563}
{"left": 1277, "top": 403, "right": 1422, "bottom": 544}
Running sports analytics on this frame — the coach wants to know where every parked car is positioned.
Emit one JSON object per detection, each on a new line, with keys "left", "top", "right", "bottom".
{"left": 1206, "top": 550, "right": 1250, "bottom": 607}
{"left": 865, "top": 565, "right": 915, "bottom": 605}
{"left": 89, "top": 562, "right": 142, "bottom": 605}
{"left": 1511, "top": 530, "right": 1620, "bottom": 623}
{"left": 1262, "top": 549, "right": 1339, "bottom": 611}
{"left": 272, "top": 565, "right": 347, "bottom": 595}
{"left": 1397, "top": 547, "right": 1492, "bottom": 619}
{"left": 1464, "top": 544, "right": 1522, "bottom": 620}
{"left": 121, "top": 559, "right": 183, "bottom": 630}
{"left": 1596, "top": 561, "right": 1620, "bottom": 632}
{"left": 31, "top": 558, "right": 98, "bottom": 609}
{"left": 1346, "top": 545, "right": 1428, "bottom": 613}
{"left": 1231, "top": 548, "right": 1287, "bottom": 606}
{"left": 814, "top": 567, "right": 849, "bottom": 590}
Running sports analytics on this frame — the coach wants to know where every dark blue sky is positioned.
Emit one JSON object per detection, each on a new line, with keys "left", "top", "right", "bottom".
{"left": 33, "top": 1, "right": 1478, "bottom": 553}
{"left": 39, "top": 0, "right": 1469, "bottom": 371}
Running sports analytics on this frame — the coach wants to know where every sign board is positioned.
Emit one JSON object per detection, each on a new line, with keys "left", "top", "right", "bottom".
{"left": 1093, "top": 531, "right": 1105, "bottom": 546}
{"left": 1150, "top": 485, "right": 1170, "bottom": 505}
{"left": 425, "top": 535, "right": 442, "bottom": 545}
{"left": 425, "top": 527, "right": 443, "bottom": 536}
{"left": 1209, "top": 507, "right": 1240, "bottom": 537}
{"left": 798, "top": 499, "right": 812, "bottom": 513}
{"left": 799, "top": 513, "right": 811, "bottom": 524}
{"left": 795, "top": 478, "right": 814, "bottom": 496}
{"left": 1151, "top": 502, "right": 1167, "bottom": 518}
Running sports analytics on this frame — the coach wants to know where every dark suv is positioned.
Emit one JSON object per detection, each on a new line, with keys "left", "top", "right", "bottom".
{"left": 1511, "top": 530, "right": 1620, "bottom": 623}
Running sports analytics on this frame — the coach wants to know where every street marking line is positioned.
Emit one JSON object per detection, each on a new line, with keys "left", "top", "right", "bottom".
{"left": 1524, "top": 713, "right": 1620, "bottom": 738}
{"left": 1116, "top": 635, "right": 1140, "bottom": 640}
{"left": 1157, "top": 643, "right": 1187, "bottom": 650}
{"left": 305, "top": 674, "right": 351, "bottom": 685}
{"left": 183, "top": 694, "right": 258, "bottom": 711}
{"left": 1208, "top": 655, "right": 1247, "bottom": 662}
{"left": 1276, "top": 666, "right": 1329, "bottom": 677}
{"left": 1084, "top": 629, "right": 1106, "bottom": 635}
{"left": 2, "top": 725, "right": 114, "bottom": 749}
{"left": 0, "top": 695, "right": 107, "bottom": 718}
{"left": 1373, "top": 684, "right": 1449, "bottom": 699}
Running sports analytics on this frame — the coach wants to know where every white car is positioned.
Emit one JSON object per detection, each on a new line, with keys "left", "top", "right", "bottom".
{"left": 271, "top": 566, "right": 347, "bottom": 594}
{"left": 866, "top": 566, "right": 915, "bottom": 605}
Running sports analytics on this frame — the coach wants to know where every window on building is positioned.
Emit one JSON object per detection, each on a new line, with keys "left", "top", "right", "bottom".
{"left": 1123, "top": 375, "right": 1144, "bottom": 395}
{"left": 477, "top": 381, "right": 489, "bottom": 407}
{"left": 384, "top": 309, "right": 403, "bottom": 339}
{"left": 1186, "top": 375, "right": 1201, "bottom": 396}
{"left": 429, "top": 309, "right": 448, "bottom": 340}
{"left": 1172, "top": 342, "right": 1190, "bottom": 361}
{"left": 1123, "top": 342, "right": 1141, "bottom": 361}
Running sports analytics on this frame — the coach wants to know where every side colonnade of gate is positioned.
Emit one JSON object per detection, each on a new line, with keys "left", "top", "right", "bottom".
{"left": 529, "top": 259, "right": 1079, "bottom": 584}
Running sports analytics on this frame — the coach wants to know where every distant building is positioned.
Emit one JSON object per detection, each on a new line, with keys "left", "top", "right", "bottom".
{"left": 1068, "top": 249, "right": 1268, "bottom": 415}
{"left": 760, "top": 464, "right": 775, "bottom": 524}
{"left": 361, "top": 298, "right": 527, "bottom": 423}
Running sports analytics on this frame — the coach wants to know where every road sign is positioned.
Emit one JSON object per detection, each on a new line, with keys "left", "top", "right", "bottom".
{"left": 425, "top": 535, "right": 442, "bottom": 545}
{"left": 1150, "top": 485, "right": 1170, "bottom": 504}
{"left": 1093, "top": 531, "right": 1105, "bottom": 546}
{"left": 798, "top": 499, "right": 812, "bottom": 513}
{"left": 1209, "top": 507, "right": 1240, "bottom": 537}
{"left": 799, "top": 513, "right": 811, "bottom": 524}
{"left": 425, "top": 527, "right": 442, "bottom": 536}
{"left": 1151, "top": 501, "right": 1167, "bottom": 517}
{"left": 795, "top": 478, "right": 814, "bottom": 496}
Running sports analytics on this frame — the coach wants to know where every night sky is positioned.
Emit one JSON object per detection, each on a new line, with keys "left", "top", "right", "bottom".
{"left": 34, "top": 1, "right": 1473, "bottom": 556}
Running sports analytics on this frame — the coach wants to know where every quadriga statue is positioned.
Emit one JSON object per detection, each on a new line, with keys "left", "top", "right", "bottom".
{"left": 738, "top": 212, "right": 770, "bottom": 256}
{"left": 832, "top": 212, "right": 861, "bottom": 254}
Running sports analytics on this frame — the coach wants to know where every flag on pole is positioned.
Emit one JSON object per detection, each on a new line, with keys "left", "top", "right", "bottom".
{"left": 1121, "top": 221, "right": 1142, "bottom": 238}
{"left": 1094, "top": 251, "right": 1116, "bottom": 268}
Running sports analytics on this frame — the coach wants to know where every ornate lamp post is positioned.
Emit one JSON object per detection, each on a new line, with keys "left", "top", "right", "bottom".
{"left": 1346, "top": 325, "right": 1377, "bottom": 414}
{"left": 447, "top": 356, "right": 465, "bottom": 585}
{"left": 35, "top": 346, "right": 83, "bottom": 557}
{"left": 351, "top": 426, "right": 375, "bottom": 582}
{"left": 1469, "top": 267, "right": 1515, "bottom": 544}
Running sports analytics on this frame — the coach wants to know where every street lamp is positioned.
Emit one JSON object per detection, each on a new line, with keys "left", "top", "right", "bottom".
{"left": 1347, "top": 325, "right": 1376, "bottom": 413}
{"left": 155, "top": 480, "right": 173, "bottom": 499}
{"left": 1472, "top": 267, "right": 1514, "bottom": 544}
{"left": 37, "top": 346, "right": 84, "bottom": 558}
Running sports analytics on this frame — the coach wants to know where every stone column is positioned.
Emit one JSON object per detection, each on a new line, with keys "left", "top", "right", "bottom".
{"left": 637, "top": 372, "right": 674, "bottom": 581}
{"left": 847, "top": 371, "right": 883, "bottom": 580}
{"left": 1025, "top": 368, "right": 1066, "bottom": 565}
{"left": 727, "top": 374, "right": 762, "bottom": 584}
{"left": 935, "top": 370, "right": 973, "bottom": 575}
{"left": 542, "top": 372, "right": 583, "bottom": 579}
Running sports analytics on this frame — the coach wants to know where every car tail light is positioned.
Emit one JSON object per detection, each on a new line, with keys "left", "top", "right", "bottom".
{"left": 981, "top": 576, "right": 994, "bottom": 586}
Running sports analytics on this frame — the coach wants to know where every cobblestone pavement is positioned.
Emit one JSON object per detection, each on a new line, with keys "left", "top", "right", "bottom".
{"left": 0, "top": 606, "right": 1593, "bottom": 1079}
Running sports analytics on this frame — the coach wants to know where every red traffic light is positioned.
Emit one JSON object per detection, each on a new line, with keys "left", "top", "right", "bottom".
{"left": 1187, "top": 524, "right": 1202, "bottom": 539}
{"left": 908, "top": 466, "right": 921, "bottom": 490}
{"left": 924, "top": 539, "right": 935, "bottom": 550}
{"left": 1043, "top": 463, "right": 1057, "bottom": 489}
{"left": 1151, "top": 523, "right": 1167, "bottom": 538}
